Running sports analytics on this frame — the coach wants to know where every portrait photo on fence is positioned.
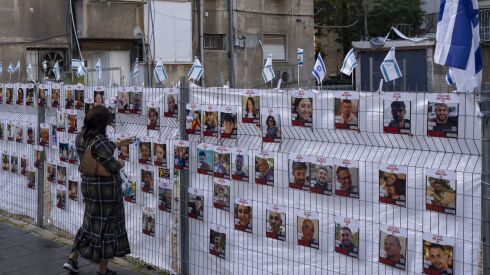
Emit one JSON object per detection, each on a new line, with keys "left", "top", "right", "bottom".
{"left": 56, "top": 185, "right": 66, "bottom": 210}
{"left": 68, "top": 178, "right": 78, "bottom": 201}
{"left": 117, "top": 136, "right": 130, "bottom": 161}
{"left": 288, "top": 154, "right": 310, "bottom": 191}
{"left": 234, "top": 199, "right": 252, "bottom": 233}
{"left": 379, "top": 224, "right": 407, "bottom": 270}
{"left": 427, "top": 93, "right": 459, "bottom": 138}
{"left": 242, "top": 92, "right": 260, "bottom": 124}
{"left": 140, "top": 167, "right": 154, "bottom": 194}
{"left": 188, "top": 188, "right": 204, "bottom": 220}
{"left": 147, "top": 105, "right": 160, "bottom": 130}
{"left": 335, "top": 159, "right": 359, "bottom": 198}
{"left": 26, "top": 84, "right": 35, "bottom": 106}
{"left": 309, "top": 156, "right": 333, "bottom": 195}
{"left": 209, "top": 226, "right": 226, "bottom": 259}
{"left": 261, "top": 108, "right": 281, "bottom": 143}
{"left": 255, "top": 152, "right": 274, "bottom": 186}
{"left": 423, "top": 233, "right": 454, "bottom": 275}
{"left": 291, "top": 89, "right": 313, "bottom": 127}
{"left": 297, "top": 211, "right": 319, "bottom": 249}
{"left": 37, "top": 84, "right": 47, "bottom": 107}
{"left": 164, "top": 91, "right": 178, "bottom": 118}
{"left": 138, "top": 140, "right": 152, "bottom": 164}
{"left": 51, "top": 84, "right": 60, "bottom": 107}
{"left": 153, "top": 141, "right": 167, "bottom": 167}
{"left": 334, "top": 91, "right": 359, "bottom": 130}
{"left": 213, "top": 179, "right": 230, "bottom": 211}
{"left": 379, "top": 164, "right": 407, "bottom": 207}
{"left": 220, "top": 106, "right": 237, "bottom": 139}
{"left": 185, "top": 104, "right": 201, "bottom": 135}
{"left": 266, "top": 206, "right": 286, "bottom": 241}
{"left": 335, "top": 216, "right": 359, "bottom": 258}
{"left": 158, "top": 181, "right": 172, "bottom": 213}
{"left": 74, "top": 86, "right": 84, "bottom": 109}
{"left": 65, "top": 85, "right": 74, "bottom": 109}
{"left": 203, "top": 106, "right": 219, "bottom": 137}
{"left": 131, "top": 90, "right": 142, "bottom": 114}
{"left": 142, "top": 207, "right": 156, "bottom": 236}
{"left": 174, "top": 142, "right": 190, "bottom": 170}
{"left": 231, "top": 148, "right": 249, "bottom": 181}
{"left": 16, "top": 85, "right": 24, "bottom": 105}
{"left": 383, "top": 92, "right": 413, "bottom": 134}
{"left": 27, "top": 169, "right": 35, "bottom": 189}
{"left": 123, "top": 177, "right": 136, "bottom": 203}
{"left": 197, "top": 143, "right": 213, "bottom": 175}
{"left": 213, "top": 146, "right": 231, "bottom": 179}
{"left": 117, "top": 87, "right": 131, "bottom": 113}
{"left": 93, "top": 88, "right": 105, "bottom": 106}
{"left": 426, "top": 169, "right": 456, "bottom": 215}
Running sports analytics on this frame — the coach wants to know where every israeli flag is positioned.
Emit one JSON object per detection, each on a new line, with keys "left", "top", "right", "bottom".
{"left": 95, "top": 58, "right": 102, "bottom": 80}
{"left": 133, "top": 58, "right": 139, "bottom": 79}
{"left": 340, "top": 48, "right": 357, "bottom": 76}
{"left": 154, "top": 58, "right": 168, "bottom": 83}
{"left": 0, "top": 62, "right": 3, "bottom": 76}
{"left": 53, "top": 61, "right": 61, "bottom": 81}
{"left": 42, "top": 60, "right": 48, "bottom": 71}
{"left": 297, "top": 48, "right": 304, "bottom": 66}
{"left": 434, "top": 0, "right": 482, "bottom": 92}
{"left": 262, "top": 54, "right": 275, "bottom": 83}
{"left": 15, "top": 61, "right": 20, "bottom": 72}
{"left": 380, "top": 47, "right": 402, "bottom": 82}
{"left": 27, "top": 63, "right": 33, "bottom": 80}
{"left": 77, "top": 60, "right": 87, "bottom": 77}
{"left": 188, "top": 57, "right": 204, "bottom": 81}
{"left": 312, "top": 54, "right": 327, "bottom": 84}
{"left": 7, "top": 63, "right": 15, "bottom": 74}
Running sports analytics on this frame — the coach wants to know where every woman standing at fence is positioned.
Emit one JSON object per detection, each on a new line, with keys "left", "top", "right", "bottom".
{"left": 63, "top": 106, "right": 134, "bottom": 275}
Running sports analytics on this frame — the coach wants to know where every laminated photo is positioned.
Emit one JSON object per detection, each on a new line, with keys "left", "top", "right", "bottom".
{"left": 234, "top": 198, "right": 252, "bottom": 233}
{"left": 291, "top": 89, "right": 313, "bottom": 127}
{"left": 335, "top": 216, "right": 359, "bottom": 258}
{"left": 84, "top": 98, "right": 94, "bottom": 115}
{"left": 213, "top": 146, "right": 231, "bottom": 179}
{"left": 142, "top": 207, "right": 156, "bottom": 236}
{"left": 68, "top": 177, "right": 78, "bottom": 201}
{"left": 27, "top": 169, "right": 36, "bottom": 189}
{"left": 34, "top": 145, "right": 44, "bottom": 168}
{"left": 147, "top": 103, "right": 160, "bottom": 130}
{"left": 2, "top": 151, "right": 9, "bottom": 171}
{"left": 213, "top": 178, "right": 231, "bottom": 211}
{"left": 56, "top": 185, "right": 66, "bottom": 210}
{"left": 56, "top": 109, "right": 66, "bottom": 132}
{"left": 130, "top": 87, "right": 142, "bottom": 114}
{"left": 57, "top": 164, "right": 66, "bottom": 185}
{"left": 37, "top": 84, "right": 48, "bottom": 107}
{"left": 0, "top": 121, "right": 4, "bottom": 140}
{"left": 153, "top": 138, "right": 167, "bottom": 167}
{"left": 203, "top": 105, "right": 219, "bottom": 137}
{"left": 185, "top": 103, "right": 201, "bottom": 135}
{"left": 209, "top": 225, "right": 226, "bottom": 259}
{"left": 5, "top": 83, "right": 13, "bottom": 105}
{"left": 46, "top": 161, "right": 57, "bottom": 183}
{"left": 74, "top": 85, "right": 84, "bottom": 109}
{"left": 266, "top": 205, "right": 286, "bottom": 241}
{"left": 64, "top": 85, "right": 74, "bottom": 109}
{"left": 164, "top": 89, "right": 178, "bottom": 118}
{"left": 379, "top": 164, "right": 407, "bottom": 207}
{"left": 59, "top": 140, "right": 69, "bottom": 162}
{"left": 117, "top": 133, "right": 130, "bottom": 161}
{"left": 310, "top": 156, "right": 333, "bottom": 195}
{"left": 0, "top": 84, "right": 4, "bottom": 104}
{"left": 334, "top": 159, "right": 359, "bottom": 198}
{"left": 423, "top": 233, "right": 454, "bottom": 275}
{"left": 124, "top": 176, "right": 137, "bottom": 203}
{"left": 220, "top": 106, "right": 237, "bottom": 139}
{"left": 51, "top": 84, "right": 61, "bottom": 107}
{"left": 261, "top": 107, "right": 281, "bottom": 143}
{"left": 255, "top": 151, "right": 274, "bottom": 186}
{"left": 50, "top": 125, "right": 57, "bottom": 145}
{"left": 297, "top": 210, "right": 320, "bottom": 249}
{"left": 426, "top": 168, "right": 457, "bottom": 215}
{"left": 379, "top": 224, "right": 407, "bottom": 270}
{"left": 68, "top": 141, "right": 78, "bottom": 164}
{"left": 7, "top": 121, "right": 14, "bottom": 141}
{"left": 383, "top": 92, "right": 413, "bottom": 135}
{"left": 174, "top": 140, "right": 190, "bottom": 171}
{"left": 25, "top": 83, "right": 35, "bottom": 106}
{"left": 117, "top": 86, "right": 131, "bottom": 113}
{"left": 138, "top": 138, "right": 152, "bottom": 164}
{"left": 26, "top": 123, "right": 35, "bottom": 144}
{"left": 16, "top": 84, "right": 25, "bottom": 105}
{"left": 67, "top": 110, "right": 77, "bottom": 134}
{"left": 93, "top": 86, "right": 105, "bottom": 106}
{"left": 196, "top": 143, "right": 213, "bottom": 175}
{"left": 15, "top": 124, "right": 23, "bottom": 143}
{"left": 427, "top": 93, "right": 459, "bottom": 138}
{"left": 231, "top": 147, "right": 249, "bottom": 181}
{"left": 141, "top": 166, "right": 154, "bottom": 194}
{"left": 289, "top": 153, "right": 311, "bottom": 191}
{"left": 20, "top": 155, "right": 27, "bottom": 175}
{"left": 158, "top": 167, "right": 171, "bottom": 179}
{"left": 107, "top": 98, "right": 116, "bottom": 126}
{"left": 158, "top": 180, "right": 172, "bottom": 213}
{"left": 10, "top": 154, "right": 18, "bottom": 173}
{"left": 241, "top": 90, "right": 260, "bottom": 124}
{"left": 334, "top": 91, "right": 360, "bottom": 130}
{"left": 188, "top": 188, "right": 204, "bottom": 220}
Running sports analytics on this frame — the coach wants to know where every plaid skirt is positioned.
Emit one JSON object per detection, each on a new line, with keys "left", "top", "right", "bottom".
{"left": 72, "top": 175, "right": 131, "bottom": 263}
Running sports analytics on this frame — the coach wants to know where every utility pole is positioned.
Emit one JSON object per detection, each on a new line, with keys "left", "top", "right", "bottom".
{"left": 228, "top": 0, "right": 236, "bottom": 87}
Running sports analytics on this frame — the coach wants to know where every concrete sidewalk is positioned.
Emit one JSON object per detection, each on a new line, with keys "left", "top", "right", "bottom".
{"left": 0, "top": 217, "right": 163, "bottom": 275}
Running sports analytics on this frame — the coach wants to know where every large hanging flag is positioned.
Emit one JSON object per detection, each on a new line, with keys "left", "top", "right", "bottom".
{"left": 311, "top": 54, "right": 327, "bottom": 84}
{"left": 262, "top": 54, "right": 275, "bottom": 83}
{"left": 380, "top": 47, "right": 402, "bottom": 82}
{"left": 188, "top": 57, "right": 204, "bottom": 81}
{"left": 53, "top": 61, "right": 61, "bottom": 81}
{"left": 340, "top": 48, "right": 357, "bottom": 76}
{"left": 27, "top": 63, "right": 33, "bottom": 80}
{"left": 77, "top": 60, "right": 87, "bottom": 77}
{"left": 95, "top": 58, "right": 102, "bottom": 80}
{"left": 154, "top": 58, "right": 168, "bottom": 83}
{"left": 133, "top": 58, "right": 139, "bottom": 79}
{"left": 434, "top": 0, "right": 482, "bottom": 92}
{"left": 297, "top": 48, "right": 304, "bottom": 66}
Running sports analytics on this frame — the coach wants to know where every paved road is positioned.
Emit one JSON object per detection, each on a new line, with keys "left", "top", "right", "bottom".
{"left": 0, "top": 221, "right": 143, "bottom": 275}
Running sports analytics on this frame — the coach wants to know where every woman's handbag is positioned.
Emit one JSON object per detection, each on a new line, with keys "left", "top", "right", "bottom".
{"left": 78, "top": 141, "right": 111, "bottom": 177}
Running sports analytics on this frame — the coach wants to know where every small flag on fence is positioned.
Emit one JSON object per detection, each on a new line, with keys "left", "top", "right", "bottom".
{"left": 434, "top": 0, "right": 482, "bottom": 92}
{"left": 297, "top": 48, "right": 304, "bottom": 66}
{"left": 133, "top": 58, "right": 139, "bottom": 79}
{"left": 154, "top": 58, "right": 168, "bottom": 83}
{"left": 312, "top": 54, "right": 327, "bottom": 84}
{"left": 53, "top": 61, "right": 61, "bottom": 81}
{"left": 446, "top": 68, "right": 455, "bottom": 86}
{"left": 42, "top": 60, "right": 48, "bottom": 72}
{"left": 0, "top": 62, "right": 3, "bottom": 77}
{"left": 15, "top": 61, "right": 20, "bottom": 72}
{"left": 380, "top": 47, "right": 402, "bottom": 82}
{"left": 262, "top": 54, "right": 275, "bottom": 83}
{"left": 8, "top": 63, "right": 15, "bottom": 75}
{"left": 27, "top": 63, "right": 33, "bottom": 80}
{"left": 95, "top": 58, "right": 102, "bottom": 80}
{"left": 77, "top": 60, "right": 87, "bottom": 77}
{"left": 188, "top": 57, "right": 204, "bottom": 81}
{"left": 340, "top": 48, "right": 357, "bottom": 76}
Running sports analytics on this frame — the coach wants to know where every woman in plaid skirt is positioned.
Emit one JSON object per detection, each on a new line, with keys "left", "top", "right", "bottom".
{"left": 63, "top": 106, "right": 134, "bottom": 275}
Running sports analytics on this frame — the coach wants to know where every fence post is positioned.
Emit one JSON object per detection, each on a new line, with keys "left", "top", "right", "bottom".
{"left": 179, "top": 76, "right": 190, "bottom": 275}
{"left": 482, "top": 88, "right": 490, "bottom": 275}
{"left": 36, "top": 103, "right": 45, "bottom": 228}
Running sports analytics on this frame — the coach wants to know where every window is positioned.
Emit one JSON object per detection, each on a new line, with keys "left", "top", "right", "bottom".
{"left": 263, "top": 35, "right": 286, "bottom": 61}
{"left": 204, "top": 34, "right": 225, "bottom": 50}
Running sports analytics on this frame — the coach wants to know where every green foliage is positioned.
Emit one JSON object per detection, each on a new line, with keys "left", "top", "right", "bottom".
{"left": 368, "top": 0, "right": 424, "bottom": 37}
